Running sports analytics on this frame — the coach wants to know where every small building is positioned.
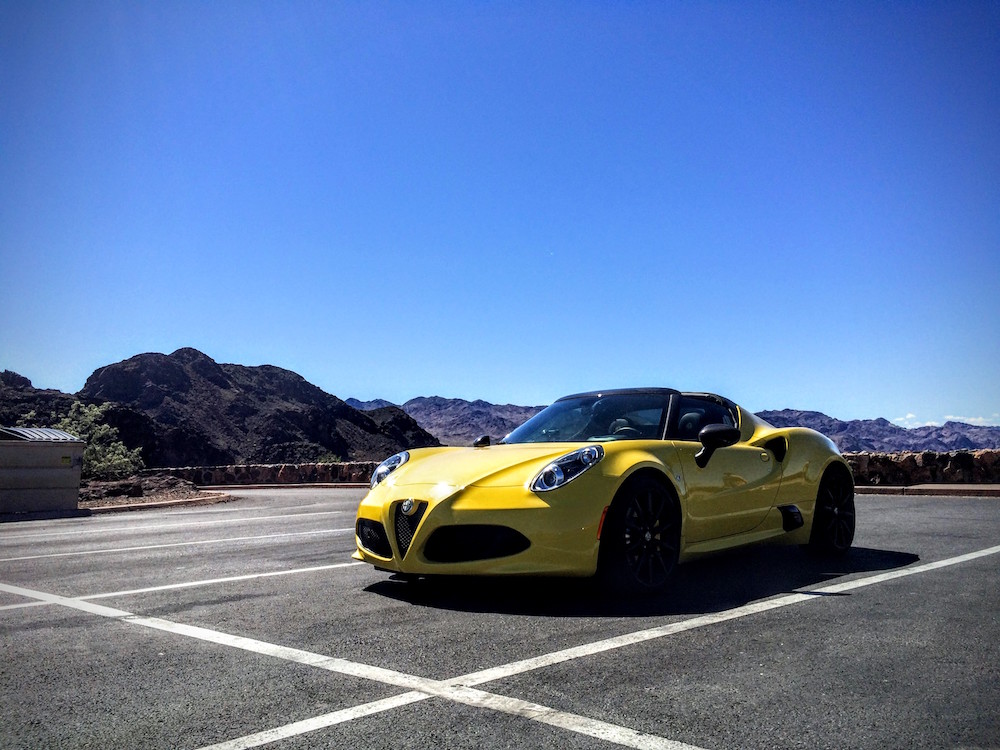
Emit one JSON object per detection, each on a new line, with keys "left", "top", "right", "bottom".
{"left": 0, "top": 427, "right": 85, "bottom": 513}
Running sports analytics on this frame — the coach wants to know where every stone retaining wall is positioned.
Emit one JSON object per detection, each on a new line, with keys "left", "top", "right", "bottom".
{"left": 150, "top": 450, "right": 1000, "bottom": 488}
{"left": 148, "top": 462, "right": 379, "bottom": 487}
{"left": 844, "top": 450, "right": 1000, "bottom": 486}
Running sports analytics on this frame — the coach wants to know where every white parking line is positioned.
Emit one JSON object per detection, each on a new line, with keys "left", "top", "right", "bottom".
{"left": 0, "top": 579, "right": 705, "bottom": 750}
{"left": 196, "top": 693, "right": 432, "bottom": 750}
{"left": 82, "top": 561, "right": 365, "bottom": 599}
{"left": 0, "top": 561, "right": 364, "bottom": 611}
{"left": 3, "top": 543, "right": 998, "bottom": 750}
{"left": 442, "top": 687, "right": 701, "bottom": 750}
{"left": 197, "top": 689, "right": 700, "bottom": 750}
{"left": 0, "top": 528, "right": 353, "bottom": 562}
{"left": 457, "top": 544, "right": 1000, "bottom": 686}
{"left": 0, "top": 511, "right": 349, "bottom": 541}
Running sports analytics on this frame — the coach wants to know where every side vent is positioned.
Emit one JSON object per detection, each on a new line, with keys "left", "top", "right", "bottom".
{"left": 764, "top": 437, "right": 788, "bottom": 463}
{"left": 777, "top": 505, "right": 804, "bottom": 532}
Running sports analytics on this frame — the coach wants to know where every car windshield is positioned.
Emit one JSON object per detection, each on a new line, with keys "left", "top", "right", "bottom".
{"left": 503, "top": 393, "right": 670, "bottom": 444}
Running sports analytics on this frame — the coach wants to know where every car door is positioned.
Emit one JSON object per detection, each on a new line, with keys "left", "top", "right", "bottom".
{"left": 670, "top": 395, "right": 781, "bottom": 543}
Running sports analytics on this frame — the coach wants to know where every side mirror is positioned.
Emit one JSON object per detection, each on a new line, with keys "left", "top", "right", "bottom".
{"left": 694, "top": 424, "right": 741, "bottom": 468}
{"left": 473, "top": 434, "right": 491, "bottom": 448}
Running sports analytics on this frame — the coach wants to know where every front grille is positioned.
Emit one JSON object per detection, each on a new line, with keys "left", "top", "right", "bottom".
{"left": 356, "top": 519, "right": 392, "bottom": 558}
{"left": 393, "top": 501, "right": 427, "bottom": 558}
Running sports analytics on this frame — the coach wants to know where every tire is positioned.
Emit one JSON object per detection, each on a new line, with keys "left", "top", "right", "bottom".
{"left": 808, "top": 467, "right": 856, "bottom": 555}
{"left": 599, "top": 475, "right": 680, "bottom": 594}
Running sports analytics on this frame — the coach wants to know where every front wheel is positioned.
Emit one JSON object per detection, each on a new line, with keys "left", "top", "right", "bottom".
{"left": 809, "top": 468, "right": 855, "bottom": 555}
{"left": 599, "top": 476, "right": 680, "bottom": 594}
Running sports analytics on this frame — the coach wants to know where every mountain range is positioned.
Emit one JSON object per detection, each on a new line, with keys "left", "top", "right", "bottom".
{"left": 756, "top": 410, "right": 1000, "bottom": 453}
{"left": 3, "top": 349, "right": 999, "bottom": 470}
{"left": 351, "top": 399, "right": 1000, "bottom": 453}
{"left": 346, "top": 397, "right": 544, "bottom": 447}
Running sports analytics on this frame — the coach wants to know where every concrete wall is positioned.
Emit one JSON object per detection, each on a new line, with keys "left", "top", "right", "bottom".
{"left": 0, "top": 441, "right": 85, "bottom": 512}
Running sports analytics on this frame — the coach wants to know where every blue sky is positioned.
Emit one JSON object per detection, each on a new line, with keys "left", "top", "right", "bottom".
{"left": 2, "top": 1, "right": 998, "bottom": 427}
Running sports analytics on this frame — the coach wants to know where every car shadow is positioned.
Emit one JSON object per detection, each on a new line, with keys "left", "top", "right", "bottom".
{"left": 363, "top": 545, "right": 920, "bottom": 617}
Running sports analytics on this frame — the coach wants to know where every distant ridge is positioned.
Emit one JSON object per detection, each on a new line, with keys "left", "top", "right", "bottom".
{"left": 345, "top": 397, "right": 397, "bottom": 411}
{"left": 401, "top": 397, "right": 545, "bottom": 446}
{"left": 349, "top": 395, "right": 544, "bottom": 446}
{"left": 757, "top": 409, "right": 1000, "bottom": 453}
{"left": 5, "top": 351, "right": 998, "bottom": 461}
{"left": 348, "top": 395, "right": 1000, "bottom": 452}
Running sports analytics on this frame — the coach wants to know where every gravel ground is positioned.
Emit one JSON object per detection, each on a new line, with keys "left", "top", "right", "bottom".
{"left": 78, "top": 473, "right": 208, "bottom": 509}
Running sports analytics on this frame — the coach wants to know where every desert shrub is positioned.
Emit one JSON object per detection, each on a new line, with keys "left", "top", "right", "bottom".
{"left": 52, "top": 402, "right": 145, "bottom": 480}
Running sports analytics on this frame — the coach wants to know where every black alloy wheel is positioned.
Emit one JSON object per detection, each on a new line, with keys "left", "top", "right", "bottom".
{"left": 600, "top": 476, "right": 680, "bottom": 594}
{"left": 809, "top": 469, "right": 856, "bottom": 555}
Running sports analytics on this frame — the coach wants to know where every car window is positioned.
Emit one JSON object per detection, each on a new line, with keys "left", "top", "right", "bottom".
{"left": 504, "top": 393, "right": 670, "bottom": 443}
{"left": 672, "top": 396, "right": 737, "bottom": 441}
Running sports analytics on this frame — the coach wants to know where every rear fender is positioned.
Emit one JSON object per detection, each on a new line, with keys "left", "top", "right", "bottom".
{"left": 771, "top": 429, "right": 851, "bottom": 519}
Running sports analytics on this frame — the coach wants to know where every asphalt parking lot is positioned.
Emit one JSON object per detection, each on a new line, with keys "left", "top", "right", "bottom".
{"left": 2, "top": 488, "right": 998, "bottom": 750}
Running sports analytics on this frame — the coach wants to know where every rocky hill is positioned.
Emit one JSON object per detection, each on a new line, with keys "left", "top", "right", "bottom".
{"left": 1, "top": 370, "right": 78, "bottom": 423}
{"left": 3, "top": 349, "right": 438, "bottom": 467}
{"left": 350, "top": 396, "right": 544, "bottom": 446}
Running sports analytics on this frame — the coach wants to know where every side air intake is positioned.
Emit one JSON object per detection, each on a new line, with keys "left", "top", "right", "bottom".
{"left": 778, "top": 505, "right": 804, "bottom": 532}
{"left": 357, "top": 519, "right": 392, "bottom": 558}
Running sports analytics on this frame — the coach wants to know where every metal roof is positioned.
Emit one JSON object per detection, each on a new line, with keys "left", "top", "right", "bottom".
{"left": 0, "top": 427, "right": 84, "bottom": 442}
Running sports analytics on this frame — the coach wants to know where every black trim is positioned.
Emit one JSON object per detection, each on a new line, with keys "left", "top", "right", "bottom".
{"left": 393, "top": 501, "right": 427, "bottom": 558}
{"left": 357, "top": 519, "right": 392, "bottom": 558}
{"left": 423, "top": 525, "right": 531, "bottom": 563}
{"left": 764, "top": 437, "right": 788, "bottom": 463}
{"left": 667, "top": 393, "right": 740, "bottom": 441}
{"left": 778, "top": 505, "right": 804, "bottom": 532}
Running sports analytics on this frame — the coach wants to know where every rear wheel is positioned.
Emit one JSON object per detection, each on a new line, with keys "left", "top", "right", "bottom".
{"left": 809, "top": 467, "right": 855, "bottom": 555}
{"left": 599, "top": 475, "right": 680, "bottom": 594}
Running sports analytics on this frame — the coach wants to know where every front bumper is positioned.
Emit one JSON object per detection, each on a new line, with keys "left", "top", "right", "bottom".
{"left": 353, "top": 480, "right": 603, "bottom": 577}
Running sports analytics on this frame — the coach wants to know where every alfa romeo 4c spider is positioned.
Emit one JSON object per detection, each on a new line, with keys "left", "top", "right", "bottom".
{"left": 354, "top": 388, "right": 855, "bottom": 592}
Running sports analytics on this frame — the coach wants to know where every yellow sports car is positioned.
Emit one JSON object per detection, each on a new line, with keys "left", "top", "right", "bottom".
{"left": 354, "top": 388, "right": 855, "bottom": 592}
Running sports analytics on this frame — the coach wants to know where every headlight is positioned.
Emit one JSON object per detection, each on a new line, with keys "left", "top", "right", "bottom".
{"left": 530, "top": 445, "right": 604, "bottom": 492}
{"left": 370, "top": 451, "right": 409, "bottom": 488}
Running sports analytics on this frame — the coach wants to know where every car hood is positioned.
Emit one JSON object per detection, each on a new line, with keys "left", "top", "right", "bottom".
{"left": 388, "top": 443, "right": 588, "bottom": 489}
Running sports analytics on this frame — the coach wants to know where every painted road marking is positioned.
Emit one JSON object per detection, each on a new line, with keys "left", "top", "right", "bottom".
{"left": 456, "top": 544, "right": 1000, "bottom": 686}
{"left": 195, "top": 693, "right": 431, "bottom": 750}
{"left": 196, "top": 688, "right": 702, "bottom": 750}
{"left": 0, "top": 580, "right": 703, "bottom": 750}
{"left": 4, "top": 543, "right": 999, "bottom": 749}
{"left": 0, "top": 511, "right": 349, "bottom": 541}
{"left": 194, "top": 543, "right": 1000, "bottom": 748}
{"left": 0, "top": 561, "right": 364, "bottom": 611}
{"left": 0, "top": 528, "right": 352, "bottom": 562}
